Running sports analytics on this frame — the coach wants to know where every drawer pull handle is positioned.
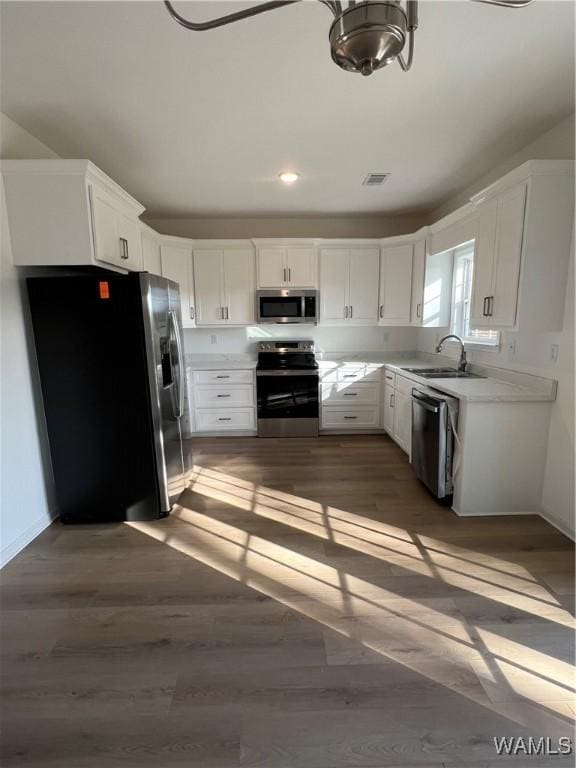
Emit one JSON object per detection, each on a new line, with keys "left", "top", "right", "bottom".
{"left": 343, "top": 393, "right": 358, "bottom": 396}
{"left": 343, "top": 375, "right": 356, "bottom": 378}
{"left": 218, "top": 417, "right": 232, "bottom": 421}
{"left": 344, "top": 416, "right": 357, "bottom": 420}
{"left": 217, "top": 394, "right": 231, "bottom": 398}
{"left": 216, "top": 375, "right": 230, "bottom": 378}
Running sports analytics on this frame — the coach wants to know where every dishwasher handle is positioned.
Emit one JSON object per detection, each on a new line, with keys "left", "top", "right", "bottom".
{"left": 412, "top": 391, "right": 441, "bottom": 413}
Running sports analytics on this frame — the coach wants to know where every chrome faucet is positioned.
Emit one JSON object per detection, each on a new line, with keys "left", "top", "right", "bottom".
{"left": 435, "top": 334, "right": 467, "bottom": 372}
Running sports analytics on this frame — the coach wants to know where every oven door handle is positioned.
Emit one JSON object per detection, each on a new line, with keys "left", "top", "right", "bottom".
{"left": 256, "top": 369, "right": 319, "bottom": 377}
{"left": 412, "top": 391, "right": 441, "bottom": 413}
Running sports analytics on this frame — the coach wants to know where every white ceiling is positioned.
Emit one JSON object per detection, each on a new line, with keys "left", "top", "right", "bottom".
{"left": 1, "top": 1, "right": 574, "bottom": 218}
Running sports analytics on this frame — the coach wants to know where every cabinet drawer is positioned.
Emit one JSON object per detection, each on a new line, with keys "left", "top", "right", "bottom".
{"left": 321, "top": 406, "right": 381, "bottom": 429}
{"left": 195, "top": 408, "right": 256, "bottom": 431}
{"left": 195, "top": 384, "right": 254, "bottom": 407}
{"left": 322, "top": 365, "right": 382, "bottom": 384}
{"left": 194, "top": 369, "right": 254, "bottom": 385}
{"left": 383, "top": 369, "right": 396, "bottom": 387}
{"left": 321, "top": 382, "right": 380, "bottom": 405}
{"left": 395, "top": 374, "right": 414, "bottom": 396}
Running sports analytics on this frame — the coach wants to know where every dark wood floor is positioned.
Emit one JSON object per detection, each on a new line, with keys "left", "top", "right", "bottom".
{"left": 1, "top": 435, "right": 574, "bottom": 767}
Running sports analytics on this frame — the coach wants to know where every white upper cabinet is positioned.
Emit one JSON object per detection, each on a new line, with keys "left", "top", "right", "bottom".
{"left": 410, "top": 237, "right": 426, "bottom": 326}
{"left": 193, "top": 248, "right": 255, "bottom": 326}
{"left": 320, "top": 246, "right": 379, "bottom": 325}
{"left": 161, "top": 241, "right": 196, "bottom": 328}
{"left": 378, "top": 243, "right": 413, "bottom": 325}
{"left": 471, "top": 184, "right": 526, "bottom": 329}
{"left": 2, "top": 160, "right": 145, "bottom": 272}
{"left": 256, "top": 244, "right": 317, "bottom": 288}
{"left": 141, "top": 226, "right": 162, "bottom": 276}
{"left": 319, "top": 248, "right": 349, "bottom": 322}
{"left": 469, "top": 161, "right": 574, "bottom": 332}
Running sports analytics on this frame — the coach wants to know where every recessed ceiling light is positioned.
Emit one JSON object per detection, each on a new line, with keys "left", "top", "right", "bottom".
{"left": 279, "top": 172, "right": 299, "bottom": 185}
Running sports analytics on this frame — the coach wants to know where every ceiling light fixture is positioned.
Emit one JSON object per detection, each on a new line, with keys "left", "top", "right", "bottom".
{"left": 164, "top": 0, "right": 535, "bottom": 77}
{"left": 279, "top": 172, "right": 300, "bottom": 184}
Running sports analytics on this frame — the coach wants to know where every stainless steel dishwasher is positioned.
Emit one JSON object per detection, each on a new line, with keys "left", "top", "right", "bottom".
{"left": 410, "top": 386, "right": 459, "bottom": 501}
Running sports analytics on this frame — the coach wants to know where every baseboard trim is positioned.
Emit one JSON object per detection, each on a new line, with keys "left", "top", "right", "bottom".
{"left": 1, "top": 511, "right": 57, "bottom": 568}
{"left": 540, "top": 510, "right": 576, "bottom": 542}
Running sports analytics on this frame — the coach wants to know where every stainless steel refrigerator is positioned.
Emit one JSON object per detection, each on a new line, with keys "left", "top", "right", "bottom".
{"left": 27, "top": 272, "right": 191, "bottom": 523}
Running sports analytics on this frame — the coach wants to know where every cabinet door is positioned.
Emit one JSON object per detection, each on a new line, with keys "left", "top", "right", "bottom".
{"left": 490, "top": 183, "right": 526, "bottom": 327}
{"left": 193, "top": 250, "right": 226, "bottom": 325}
{"left": 348, "top": 248, "right": 380, "bottom": 324}
{"left": 320, "top": 248, "right": 349, "bottom": 323}
{"left": 161, "top": 245, "right": 196, "bottom": 327}
{"left": 379, "top": 245, "right": 413, "bottom": 325}
{"left": 393, "top": 390, "right": 412, "bottom": 455}
{"left": 257, "top": 247, "right": 286, "bottom": 287}
{"left": 286, "top": 247, "right": 317, "bottom": 287}
{"left": 90, "top": 186, "right": 120, "bottom": 268}
{"left": 410, "top": 238, "right": 426, "bottom": 326}
{"left": 471, "top": 197, "right": 498, "bottom": 328}
{"left": 116, "top": 212, "right": 143, "bottom": 272}
{"left": 383, "top": 386, "right": 395, "bottom": 433}
{"left": 142, "top": 232, "right": 162, "bottom": 276}
{"left": 222, "top": 249, "right": 255, "bottom": 325}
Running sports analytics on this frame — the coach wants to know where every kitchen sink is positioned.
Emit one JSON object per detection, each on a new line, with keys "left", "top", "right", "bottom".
{"left": 400, "top": 367, "right": 485, "bottom": 379}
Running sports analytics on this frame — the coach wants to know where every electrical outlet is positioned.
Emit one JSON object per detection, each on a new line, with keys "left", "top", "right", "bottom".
{"left": 210, "top": 334, "right": 218, "bottom": 345}
{"left": 508, "top": 338, "right": 517, "bottom": 356}
{"left": 382, "top": 332, "right": 390, "bottom": 342}
{"left": 550, "top": 343, "right": 559, "bottom": 363}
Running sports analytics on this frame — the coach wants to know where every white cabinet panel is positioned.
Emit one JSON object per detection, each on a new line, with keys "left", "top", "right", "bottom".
{"left": 194, "top": 370, "right": 254, "bottom": 385}
{"left": 195, "top": 408, "right": 256, "bottom": 432}
{"left": 116, "top": 212, "right": 143, "bottom": 272}
{"left": 383, "top": 386, "right": 395, "bottom": 433}
{"left": 321, "top": 407, "right": 381, "bottom": 430}
{"left": 257, "top": 247, "right": 285, "bottom": 287}
{"left": 393, "top": 390, "right": 412, "bottom": 455}
{"left": 195, "top": 384, "right": 254, "bottom": 407}
{"left": 90, "top": 186, "right": 120, "bottom": 268}
{"left": 471, "top": 184, "right": 526, "bottom": 329}
{"left": 348, "top": 248, "right": 380, "bottom": 324}
{"left": 142, "top": 232, "right": 162, "bottom": 276}
{"left": 379, "top": 244, "right": 413, "bottom": 325}
{"left": 410, "top": 238, "right": 426, "bottom": 326}
{"left": 321, "top": 382, "right": 380, "bottom": 405}
{"left": 223, "top": 249, "right": 255, "bottom": 325}
{"left": 193, "top": 249, "right": 226, "bottom": 325}
{"left": 490, "top": 184, "right": 526, "bottom": 327}
{"left": 161, "top": 244, "right": 196, "bottom": 327}
{"left": 286, "top": 247, "right": 317, "bottom": 287}
{"left": 320, "top": 248, "right": 349, "bottom": 323}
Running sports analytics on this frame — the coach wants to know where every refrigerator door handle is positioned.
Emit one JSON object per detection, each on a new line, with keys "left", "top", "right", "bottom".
{"left": 169, "top": 310, "right": 186, "bottom": 419}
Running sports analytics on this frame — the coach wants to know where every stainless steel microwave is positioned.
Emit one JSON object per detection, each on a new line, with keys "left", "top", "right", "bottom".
{"left": 256, "top": 289, "right": 318, "bottom": 324}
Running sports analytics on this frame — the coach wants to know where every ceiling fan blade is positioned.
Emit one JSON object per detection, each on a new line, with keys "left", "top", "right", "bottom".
{"left": 471, "top": 0, "right": 535, "bottom": 7}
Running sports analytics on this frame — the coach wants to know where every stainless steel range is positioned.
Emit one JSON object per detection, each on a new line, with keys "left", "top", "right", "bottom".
{"left": 256, "top": 340, "right": 319, "bottom": 437}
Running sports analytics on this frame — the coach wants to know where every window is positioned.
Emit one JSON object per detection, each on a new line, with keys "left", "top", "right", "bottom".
{"left": 450, "top": 241, "right": 499, "bottom": 347}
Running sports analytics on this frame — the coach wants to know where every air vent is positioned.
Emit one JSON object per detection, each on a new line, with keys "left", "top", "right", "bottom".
{"left": 362, "top": 172, "right": 390, "bottom": 186}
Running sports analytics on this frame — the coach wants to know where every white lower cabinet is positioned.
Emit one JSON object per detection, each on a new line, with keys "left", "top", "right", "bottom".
{"left": 383, "top": 369, "right": 412, "bottom": 455}
{"left": 320, "top": 362, "right": 383, "bottom": 431}
{"left": 190, "top": 369, "right": 256, "bottom": 434}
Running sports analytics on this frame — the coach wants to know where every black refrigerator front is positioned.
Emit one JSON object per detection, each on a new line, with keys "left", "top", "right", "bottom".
{"left": 27, "top": 272, "right": 191, "bottom": 523}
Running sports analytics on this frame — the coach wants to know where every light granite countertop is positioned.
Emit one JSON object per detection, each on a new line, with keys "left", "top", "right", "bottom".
{"left": 319, "top": 355, "right": 557, "bottom": 403}
{"left": 184, "top": 351, "right": 557, "bottom": 403}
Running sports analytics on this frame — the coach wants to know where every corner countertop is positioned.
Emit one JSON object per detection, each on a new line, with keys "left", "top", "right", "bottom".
{"left": 318, "top": 354, "right": 557, "bottom": 403}
{"left": 185, "top": 354, "right": 257, "bottom": 371}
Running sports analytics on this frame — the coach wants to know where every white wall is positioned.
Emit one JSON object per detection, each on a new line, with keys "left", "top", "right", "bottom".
{"left": 184, "top": 324, "right": 418, "bottom": 356}
{"left": 0, "top": 114, "right": 59, "bottom": 565}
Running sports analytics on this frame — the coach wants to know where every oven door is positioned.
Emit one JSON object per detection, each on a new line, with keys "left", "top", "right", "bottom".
{"left": 257, "top": 370, "right": 319, "bottom": 436}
